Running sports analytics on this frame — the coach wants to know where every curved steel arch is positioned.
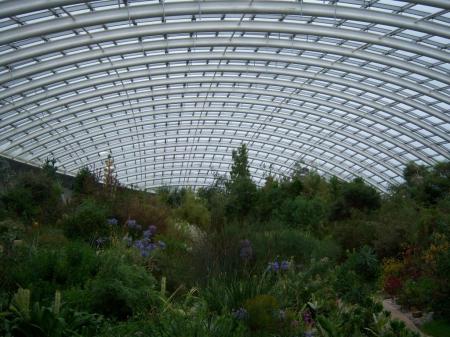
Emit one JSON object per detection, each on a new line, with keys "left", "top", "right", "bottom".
{"left": 2, "top": 51, "right": 447, "bottom": 113}
{"left": 2, "top": 24, "right": 449, "bottom": 88}
{"left": 13, "top": 96, "right": 421, "bottom": 173}
{"left": 29, "top": 115, "right": 403, "bottom": 189}
{"left": 4, "top": 78, "right": 445, "bottom": 154}
{"left": 1, "top": 63, "right": 443, "bottom": 132}
{"left": 91, "top": 145, "right": 392, "bottom": 191}
{"left": 6, "top": 85, "right": 445, "bottom": 163}
{"left": 2, "top": 1, "right": 448, "bottom": 42}
{"left": 0, "top": 0, "right": 449, "bottom": 191}
{"left": 60, "top": 130, "right": 392, "bottom": 186}
{"left": 1, "top": 37, "right": 448, "bottom": 86}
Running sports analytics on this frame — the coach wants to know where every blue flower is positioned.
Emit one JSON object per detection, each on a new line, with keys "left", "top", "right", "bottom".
{"left": 126, "top": 219, "right": 137, "bottom": 229}
{"left": 143, "top": 229, "right": 152, "bottom": 239}
{"left": 268, "top": 261, "right": 280, "bottom": 272}
{"left": 149, "top": 225, "right": 157, "bottom": 234}
{"left": 141, "top": 249, "right": 150, "bottom": 258}
{"left": 232, "top": 308, "right": 247, "bottom": 320}
{"left": 95, "top": 237, "right": 107, "bottom": 246}
{"left": 107, "top": 218, "right": 118, "bottom": 226}
{"left": 281, "top": 260, "right": 290, "bottom": 271}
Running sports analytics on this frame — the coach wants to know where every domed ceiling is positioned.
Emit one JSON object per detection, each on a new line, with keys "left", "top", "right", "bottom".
{"left": 0, "top": 0, "right": 449, "bottom": 191}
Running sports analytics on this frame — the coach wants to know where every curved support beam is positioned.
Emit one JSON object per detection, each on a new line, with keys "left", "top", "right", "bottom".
{"left": 2, "top": 22, "right": 450, "bottom": 89}
{"left": 59, "top": 124, "right": 393, "bottom": 185}
{"left": 130, "top": 173, "right": 263, "bottom": 190}
{"left": 0, "top": 0, "right": 81, "bottom": 18}
{"left": 126, "top": 169, "right": 383, "bottom": 192}
{"left": 3, "top": 79, "right": 447, "bottom": 161}
{"left": 0, "top": 0, "right": 447, "bottom": 192}
{"left": 65, "top": 140, "right": 358, "bottom": 189}
{"left": 2, "top": 35, "right": 448, "bottom": 89}
{"left": 3, "top": 51, "right": 447, "bottom": 112}
{"left": 91, "top": 147, "right": 390, "bottom": 191}
{"left": 115, "top": 158, "right": 291, "bottom": 180}
{"left": 7, "top": 93, "right": 433, "bottom": 172}
{"left": 2, "top": 2, "right": 448, "bottom": 44}
{"left": 76, "top": 146, "right": 384, "bottom": 192}
{"left": 25, "top": 114, "right": 403, "bottom": 182}
{"left": 1, "top": 63, "right": 442, "bottom": 132}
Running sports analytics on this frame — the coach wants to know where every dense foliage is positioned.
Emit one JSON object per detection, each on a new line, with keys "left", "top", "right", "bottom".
{"left": 0, "top": 149, "right": 449, "bottom": 336}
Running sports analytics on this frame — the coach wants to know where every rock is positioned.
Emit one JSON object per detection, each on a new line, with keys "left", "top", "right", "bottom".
{"left": 412, "top": 311, "right": 422, "bottom": 318}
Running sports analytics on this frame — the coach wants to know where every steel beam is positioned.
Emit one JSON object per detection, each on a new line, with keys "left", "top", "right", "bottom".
{"left": 7, "top": 92, "right": 434, "bottom": 172}
{"left": 2, "top": 51, "right": 447, "bottom": 110}
{"left": 3, "top": 79, "right": 447, "bottom": 160}
{"left": 2, "top": 2, "right": 448, "bottom": 42}
{"left": 22, "top": 113, "right": 406, "bottom": 182}
{"left": 1, "top": 63, "right": 442, "bottom": 131}
{"left": 58, "top": 123, "right": 393, "bottom": 183}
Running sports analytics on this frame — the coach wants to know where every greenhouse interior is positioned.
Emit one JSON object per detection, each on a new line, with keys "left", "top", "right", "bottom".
{"left": 0, "top": 0, "right": 449, "bottom": 336}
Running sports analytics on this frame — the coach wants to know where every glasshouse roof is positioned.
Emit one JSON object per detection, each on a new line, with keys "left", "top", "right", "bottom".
{"left": 0, "top": 0, "right": 449, "bottom": 192}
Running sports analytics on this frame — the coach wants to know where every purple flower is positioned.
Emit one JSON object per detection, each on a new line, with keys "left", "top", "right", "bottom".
{"left": 281, "top": 260, "right": 290, "bottom": 271}
{"left": 232, "top": 308, "right": 247, "bottom": 320}
{"left": 303, "top": 310, "right": 314, "bottom": 326}
{"left": 134, "top": 239, "right": 145, "bottom": 250}
{"left": 143, "top": 229, "right": 152, "bottom": 238}
{"left": 149, "top": 225, "right": 157, "bottom": 234}
{"left": 107, "top": 218, "right": 118, "bottom": 226}
{"left": 126, "top": 219, "right": 137, "bottom": 229}
{"left": 268, "top": 261, "right": 280, "bottom": 272}
{"left": 95, "top": 237, "right": 107, "bottom": 246}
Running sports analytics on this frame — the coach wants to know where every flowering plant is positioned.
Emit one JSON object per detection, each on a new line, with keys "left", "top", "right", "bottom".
{"left": 303, "top": 309, "right": 315, "bottom": 333}
{"left": 268, "top": 259, "right": 290, "bottom": 272}
{"left": 128, "top": 222, "right": 166, "bottom": 257}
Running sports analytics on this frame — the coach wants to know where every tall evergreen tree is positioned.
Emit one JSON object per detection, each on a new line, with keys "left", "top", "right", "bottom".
{"left": 226, "top": 144, "right": 257, "bottom": 220}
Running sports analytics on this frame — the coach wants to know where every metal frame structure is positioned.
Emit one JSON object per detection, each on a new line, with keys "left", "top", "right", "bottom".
{"left": 0, "top": 0, "right": 449, "bottom": 192}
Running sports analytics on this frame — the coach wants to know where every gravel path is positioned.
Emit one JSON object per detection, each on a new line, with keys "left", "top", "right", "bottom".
{"left": 382, "top": 299, "right": 429, "bottom": 337}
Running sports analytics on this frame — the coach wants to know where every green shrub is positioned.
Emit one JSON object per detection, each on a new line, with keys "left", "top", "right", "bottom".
{"left": 1, "top": 172, "right": 62, "bottom": 224}
{"left": 251, "top": 229, "right": 341, "bottom": 266}
{"left": 73, "top": 167, "right": 99, "bottom": 196}
{"left": 11, "top": 241, "right": 99, "bottom": 303}
{"left": 398, "top": 277, "right": 436, "bottom": 311}
{"left": 173, "top": 190, "right": 210, "bottom": 230}
{"left": 0, "top": 218, "right": 25, "bottom": 251}
{"left": 143, "top": 312, "right": 248, "bottom": 337}
{"left": 330, "top": 177, "right": 380, "bottom": 220}
{"left": 434, "top": 247, "right": 450, "bottom": 318}
{"left": 114, "top": 191, "right": 169, "bottom": 234}
{"left": 331, "top": 220, "right": 377, "bottom": 251}
{"left": 334, "top": 246, "right": 379, "bottom": 304}
{"left": 188, "top": 223, "right": 245, "bottom": 283}
{"left": 0, "top": 288, "right": 103, "bottom": 337}
{"left": 62, "top": 199, "right": 108, "bottom": 241}
{"left": 276, "top": 196, "right": 328, "bottom": 231}
{"left": 421, "top": 320, "right": 450, "bottom": 337}
{"left": 202, "top": 274, "right": 272, "bottom": 313}
{"left": 86, "top": 248, "right": 157, "bottom": 320}
{"left": 244, "top": 294, "right": 279, "bottom": 331}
